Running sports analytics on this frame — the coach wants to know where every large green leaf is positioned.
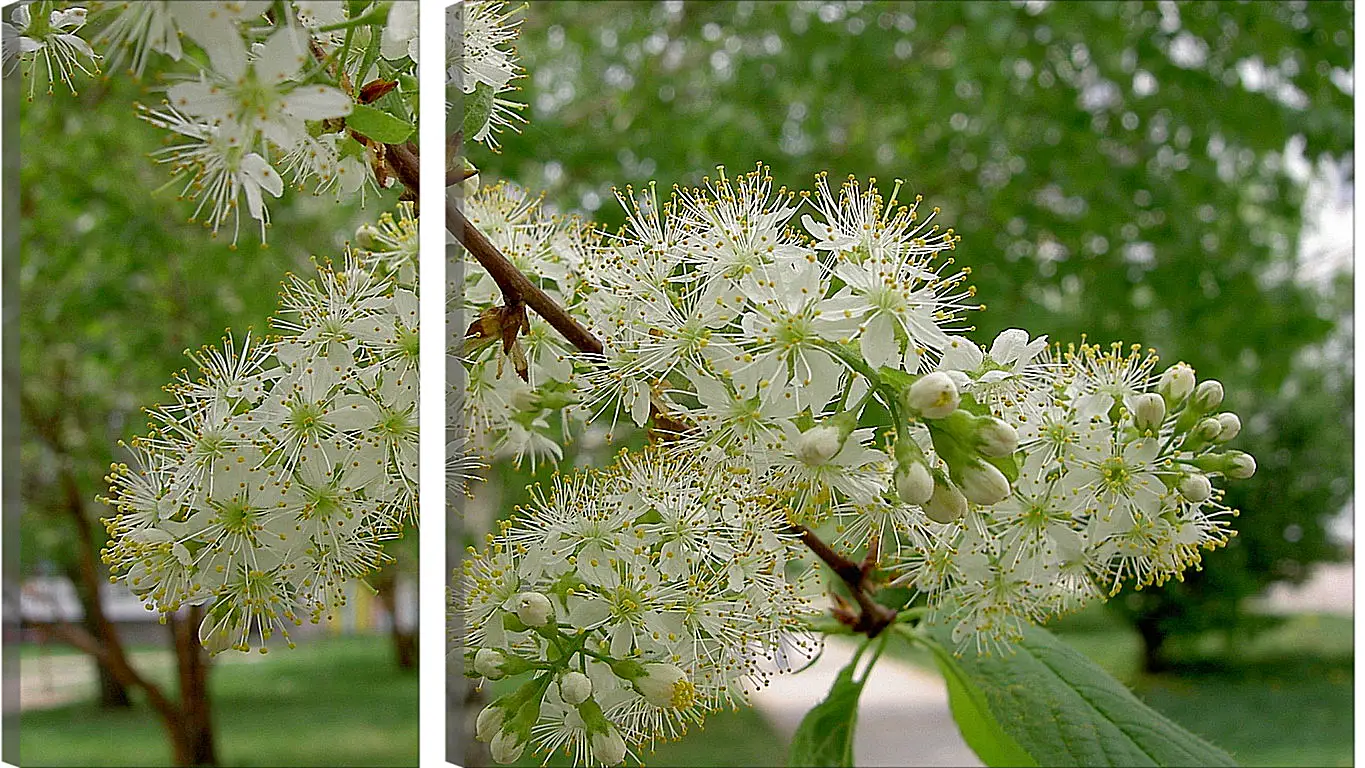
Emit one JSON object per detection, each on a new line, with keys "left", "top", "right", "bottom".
{"left": 786, "top": 646, "right": 873, "bottom": 767}
{"left": 911, "top": 628, "right": 1036, "bottom": 767}
{"left": 346, "top": 103, "right": 413, "bottom": 144}
{"left": 919, "top": 620, "right": 1238, "bottom": 767}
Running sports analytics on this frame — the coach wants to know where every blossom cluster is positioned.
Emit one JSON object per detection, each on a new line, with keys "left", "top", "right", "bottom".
{"left": 101, "top": 206, "right": 420, "bottom": 654}
{"left": 8, "top": 0, "right": 423, "bottom": 243}
{"left": 456, "top": 166, "right": 1256, "bottom": 764}
{"left": 461, "top": 451, "right": 818, "bottom": 766}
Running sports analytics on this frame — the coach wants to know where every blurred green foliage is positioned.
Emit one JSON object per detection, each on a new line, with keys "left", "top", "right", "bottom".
{"left": 477, "top": 0, "right": 1353, "bottom": 661}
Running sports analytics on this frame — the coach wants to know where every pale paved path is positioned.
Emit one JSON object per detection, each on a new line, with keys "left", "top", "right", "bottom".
{"left": 750, "top": 562, "right": 1353, "bottom": 767}
{"left": 751, "top": 637, "right": 982, "bottom": 768}
{"left": 1257, "top": 561, "right": 1352, "bottom": 615}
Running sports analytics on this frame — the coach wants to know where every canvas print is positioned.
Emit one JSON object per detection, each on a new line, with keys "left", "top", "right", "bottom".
{"left": 448, "top": 2, "right": 1352, "bottom": 767}
{"left": 11, "top": 2, "right": 422, "bottom": 765}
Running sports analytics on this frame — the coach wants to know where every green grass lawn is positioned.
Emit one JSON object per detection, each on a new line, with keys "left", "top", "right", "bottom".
{"left": 20, "top": 635, "right": 417, "bottom": 767}
{"left": 892, "top": 608, "right": 1353, "bottom": 768}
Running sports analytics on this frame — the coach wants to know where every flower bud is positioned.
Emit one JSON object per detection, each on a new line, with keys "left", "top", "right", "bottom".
{"left": 1215, "top": 412, "right": 1241, "bottom": 442}
{"left": 1227, "top": 451, "right": 1256, "bottom": 479}
{"left": 591, "top": 727, "right": 627, "bottom": 766}
{"left": 906, "top": 372, "right": 960, "bottom": 419}
{"left": 1132, "top": 393, "right": 1166, "bottom": 431}
{"left": 1192, "top": 380, "right": 1224, "bottom": 412}
{"left": 559, "top": 671, "right": 593, "bottom": 706}
{"left": 1192, "top": 417, "right": 1223, "bottom": 442}
{"left": 974, "top": 417, "right": 1019, "bottom": 458}
{"left": 514, "top": 592, "right": 554, "bottom": 628}
{"left": 461, "top": 169, "right": 482, "bottom": 197}
{"left": 633, "top": 663, "right": 696, "bottom": 709}
{"left": 1157, "top": 363, "right": 1196, "bottom": 405}
{"left": 960, "top": 461, "right": 1011, "bottom": 506}
{"left": 474, "top": 648, "right": 509, "bottom": 680}
{"left": 794, "top": 425, "right": 843, "bottom": 466}
{"left": 1178, "top": 473, "right": 1212, "bottom": 502}
{"left": 475, "top": 705, "right": 505, "bottom": 742}
{"left": 895, "top": 460, "right": 934, "bottom": 505}
{"left": 923, "top": 480, "right": 968, "bottom": 523}
{"left": 490, "top": 729, "right": 525, "bottom": 764}
{"left": 354, "top": 223, "right": 382, "bottom": 250}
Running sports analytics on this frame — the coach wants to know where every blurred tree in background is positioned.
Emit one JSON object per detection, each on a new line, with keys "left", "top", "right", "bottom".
{"left": 477, "top": 0, "right": 1353, "bottom": 671}
{"left": 18, "top": 73, "right": 398, "bottom": 763}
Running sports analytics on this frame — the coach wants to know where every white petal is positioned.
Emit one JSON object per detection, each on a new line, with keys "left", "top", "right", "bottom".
{"left": 280, "top": 85, "right": 353, "bottom": 120}
{"left": 172, "top": 8, "right": 248, "bottom": 80}
{"left": 167, "top": 80, "right": 233, "bottom": 119}
{"left": 241, "top": 153, "right": 283, "bottom": 197}
{"left": 938, "top": 336, "right": 984, "bottom": 372}
{"left": 255, "top": 27, "right": 309, "bottom": 84}
{"left": 988, "top": 328, "right": 1031, "bottom": 365}
{"left": 860, "top": 313, "right": 898, "bottom": 369}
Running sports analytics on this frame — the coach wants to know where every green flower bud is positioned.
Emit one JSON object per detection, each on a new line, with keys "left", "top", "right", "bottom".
{"left": 490, "top": 729, "right": 525, "bottom": 764}
{"left": 474, "top": 648, "right": 509, "bottom": 680}
{"left": 591, "top": 727, "right": 627, "bottom": 766}
{"left": 1193, "top": 417, "right": 1223, "bottom": 442}
{"left": 905, "top": 372, "right": 960, "bottom": 419}
{"left": 514, "top": 592, "right": 554, "bottom": 627}
{"left": 923, "top": 479, "right": 968, "bottom": 523}
{"left": 1227, "top": 451, "right": 1256, "bottom": 479}
{"left": 1178, "top": 473, "right": 1212, "bottom": 502}
{"left": 1157, "top": 363, "right": 1196, "bottom": 405}
{"left": 633, "top": 663, "right": 697, "bottom": 709}
{"left": 960, "top": 460, "right": 1010, "bottom": 506}
{"left": 475, "top": 704, "right": 505, "bottom": 743}
{"left": 1132, "top": 393, "right": 1166, "bottom": 432}
{"left": 974, "top": 417, "right": 1019, "bottom": 458}
{"left": 1192, "top": 379, "right": 1224, "bottom": 411}
{"left": 895, "top": 460, "right": 935, "bottom": 505}
{"left": 1214, "top": 412, "right": 1241, "bottom": 442}
{"left": 559, "top": 671, "right": 593, "bottom": 706}
{"left": 794, "top": 424, "right": 844, "bottom": 465}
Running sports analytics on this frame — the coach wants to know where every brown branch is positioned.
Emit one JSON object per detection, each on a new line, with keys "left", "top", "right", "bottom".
{"left": 448, "top": 199, "right": 606, "bottom": 357}
{"left": 387, "top": 140, "right": 605, "bottom": 357}
{"left": 793, "top": 525, "right": 896, "bottom": 637}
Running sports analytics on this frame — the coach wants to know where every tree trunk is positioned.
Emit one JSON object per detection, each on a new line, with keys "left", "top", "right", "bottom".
{"left": 94, "top": 652, "right": 134, "bottom": 708}
{"left": 375, "top": 570, "right": 417, "bottom": 671}
{"left": 61, "top": 482, "right": 136, "bottom": 710}
{"left": 1135, "top": 614, "right": 1170, "bottom": 674}
{"left": 66, "top": 563, "right": 132, "bottom": 709}
{"left": 169, "top": 607, "right": 217, "bottom": 766}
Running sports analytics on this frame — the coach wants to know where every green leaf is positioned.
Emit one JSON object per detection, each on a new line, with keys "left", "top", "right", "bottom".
{"left": 911, "top": 627, "right": 1037, "bottom": 767}
{"left": 786, "top": 646, "right": 874, "bottom": 767}
{"left": 462, "top": 82, "right": 495, "bottom": 141}
{"left": 346, "top": 104, "right": 413, "bottom": 144}
{"left": 919, "top": 620, "right": 1238, "bottom": 767}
